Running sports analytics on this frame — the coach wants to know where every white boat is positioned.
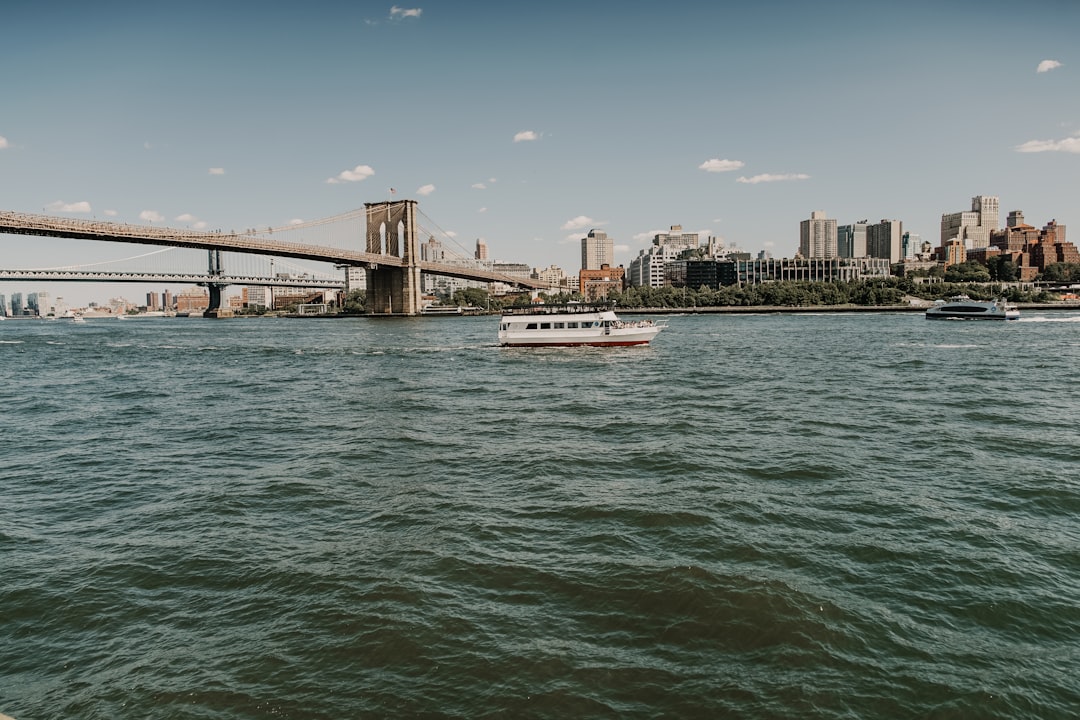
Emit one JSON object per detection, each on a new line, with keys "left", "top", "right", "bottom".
{"left": 925, "top": 295, "right": 1019, "bottom": 321}
{"left": 498, "top": 305, "right": 664, "bottom": 347}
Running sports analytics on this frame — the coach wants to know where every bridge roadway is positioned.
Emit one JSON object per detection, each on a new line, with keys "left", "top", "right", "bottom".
{"left": 0, "top": 210, "right": 550, "bottom": 289}
{"left": 0, "top": 269, "right": 344, "bottom": 288}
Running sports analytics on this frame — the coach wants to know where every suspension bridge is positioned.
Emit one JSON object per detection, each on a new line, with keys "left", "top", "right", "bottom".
{"left": 0, "top": 200, "right": 550, "bottom": 315}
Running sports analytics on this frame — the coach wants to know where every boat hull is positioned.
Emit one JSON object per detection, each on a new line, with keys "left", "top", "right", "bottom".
{"left": 925, "top": 296, "right": 1019, "bottom": 320}
{"left": 498, "top": 307, "right": 663, "bottom": 347}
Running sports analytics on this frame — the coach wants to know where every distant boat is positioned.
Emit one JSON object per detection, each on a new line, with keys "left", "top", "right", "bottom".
{"left": 925, "top": 295, "right": 1019, "bottom": 321}
{"left": 499, "top": 304, "right": 664, "bottom": 347}
{"left": 421, "top": 305, "right": 464, "bottom": 315}
{"left": 73, "top": 315, "right": 87, "bottom": 324}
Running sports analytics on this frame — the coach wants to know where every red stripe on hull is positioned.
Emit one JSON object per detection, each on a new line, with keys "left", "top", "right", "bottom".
{"left": 500, "top": 340, "right": 653, "bottom": 347}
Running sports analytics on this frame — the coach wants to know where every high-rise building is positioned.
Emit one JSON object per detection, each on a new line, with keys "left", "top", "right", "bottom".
{"left": 901, "top": 232, "right": 922, "bottom": 259}
{"left": 799, "top": 211, "right": 838, "bottom": 259}
{"left": 627, "top": 225, "right": 701, "bottom": 288}
{"left": 422, "top": 236, "right": 445, "bottom": 262}
{"left": 941, "top": 195, "right": 999, "bottom": 249}
{"left": 581, "top": 229, "right": 613, "bottom": 271}
{"left": 837, "top": 221, "right": 868, "bottom": 258}
{"left": 0, "top": 294, "right": 6, "bottom": 317}
{"left": 11, "top": 293, "right": 23, "bottom": 316}
{"left": 475, "top": 239, "right": 489, "bottom": 260}
{"left": 866, "top": 219, "right": 903, "bottom": 263}
{"left": 652, "top": 225, "right": 699, "bottom": 250}
{"left": 146, "top": 292, "right": 160, "bottom": 311}
{"left": 162, "top": 290, "right": 173, "bottom": 310}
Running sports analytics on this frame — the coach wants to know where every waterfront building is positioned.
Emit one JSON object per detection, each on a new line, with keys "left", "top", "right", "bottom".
{"left": 579, "top": 264, "right": 624, "bottom": 302}
{"left": 533, "top": 264, "right": 573, "bottom": 291}
{"left": 344, "top": 266, "right": 367, "bottom": 294}
{"left": 11, "top": 292, "right": 23, "bottom": 316}
{"left": 866, "top": 219, "right": 904, "bottom": 263}
{"left": 685, "top": 257, "right": 891, "bottom": 289}
{"left": 475, "top": 239, "right": 489, "bottom": 261}
{"left": 800, "top": 211, "right": 838, "bottom": 259}
{"left": 837, "top": 221, "right": 868, "bottom": 258}
{"left": 27, "top": 293, "right": 39, "bottom": 316}
{"left": 245, "top": 286, "right": 271, "bottom": 309}
{"left": 629, "top": 245, "right": 684, "bottom": 288}
{"left": 176, "top": 288, "right": 210, "bottom": 313}
{"left": 628, "top": 225, "right": 701, "bottom": 288}
{"left": 146, "top": 292, "right": 160, "bottom": 311}
{"left": 0, "top": 294, "right": 6, "bottom": 317}
{"left": 581, "top": 229, "right": 614, "bottom": 271}
{"left": 162, "top": 290, "right": 173, "bottom": 311}
{"left": 941, "top": 195, "right": 999, "bottom": 249}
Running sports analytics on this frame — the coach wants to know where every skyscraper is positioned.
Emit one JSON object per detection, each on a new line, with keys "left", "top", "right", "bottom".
{"left": 0, "top": 294, "right": 7, "bottom": 317}
{"left": 866, "top": 220, "right": 903, "bottom": 263}
{"left": 581, "top": 229, "right": 613, "bottom": 271}
{"left": 941, "top": 195, "right": 999, "bottom": 249}
{"left": 838, "top": 221, "right": 868, "bottom": 258}
{"left": 474, "top": 239, "right": 489, "bottom": 261}
{"left": 799, "top": 211, "right": 838, "bottom": 259}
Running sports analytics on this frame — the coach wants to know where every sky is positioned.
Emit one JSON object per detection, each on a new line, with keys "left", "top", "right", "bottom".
{"left": 2, "top": 0, "right": 1079, "bottom": 307}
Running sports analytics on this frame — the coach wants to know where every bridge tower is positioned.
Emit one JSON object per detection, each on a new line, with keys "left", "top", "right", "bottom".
{"left": 364, "top": 199, "right": 422, "bottom": 315}
{"left": 202, "top": 249, "right": 233, "bottom": 318}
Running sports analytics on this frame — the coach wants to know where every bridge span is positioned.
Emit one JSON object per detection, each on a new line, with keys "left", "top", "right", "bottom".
{"left": 0, "top": 269, "right": 344, "bottom": 289}
{"left": 0, "top": 200, "right": 552, "bottom": 314}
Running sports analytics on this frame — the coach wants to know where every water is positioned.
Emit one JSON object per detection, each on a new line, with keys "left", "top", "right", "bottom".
{"left": 2, "top": 311, "right": 1079, "bottom": 719}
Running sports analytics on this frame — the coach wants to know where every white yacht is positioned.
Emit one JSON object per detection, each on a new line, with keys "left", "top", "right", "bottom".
{"left": 925, "top": 296, "right": 1019, "bottom": 321}
{"left": 499, "top": 305, "right": 664, "bottom": 347}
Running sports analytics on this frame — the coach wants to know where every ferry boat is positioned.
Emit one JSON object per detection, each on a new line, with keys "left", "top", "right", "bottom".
{"left": 925, "top": 295, "right": 1019, "bottom": 321}
{"left": 498, "top": 305, "right": 664, "bottom": 347}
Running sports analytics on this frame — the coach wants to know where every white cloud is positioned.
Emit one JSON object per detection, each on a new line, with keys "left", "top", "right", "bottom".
{"left": 193, "top": 221, "right": 208, "bottom": 229}
{"left": 514, "top": 130, "right": 539, "bottom": 143}
{"left": 445, "top": 230, "right": 458, "bottom": 238}
{"left": 488, "top": 177, "right": 497, "bottom": 183}
{"left": 144, "top": 141, "right": 152, "bottom": 150}
{"left": 699, "top": 158, "right": 745, "bottom": 173}
{"left": 289, "top": 218, "right": 305, "bottom": 225}
{"left": 47, "top": 200, "right": 92, "bottom": 213}
{"left": 209, "top": 167, "right": 225, "bottom": 175}
{"left": 478, "top": 207, "right": 488, "bottom": 213}
{"left": 736, "top": 173, "right": 810, "bottom": 185}
{"left": 390, "top": 6, "right": 422, "bottom": 18}
{"left": 561, "top": 215, "right": 606, "bottom": 231}
{"left": 471, "top": 182, "right": 487, "bottom": 189}
{"left": 416, "top": 183, "right": 435, "bottom": 196}
{"left": 0, "top": 135, "right": 8, "bottom": 149}
{"left": 1037, "top": 59, "right": 1062, "bottom": 73}
{"left": 613, "top": 244, "right": 630, "bottom": 253}
{"left": 140, "top": 210, "right": 165, "bottom": 222}
{"left": 1015, "top": 132, "right": 1080, "bottom": 153}
{"left": 327, "top": 164, "right": 375, "bottom": 184}
{"left": 561, "top": 233, "right": 582, "bottom": 244}
{"left": 104, "top": 209, "right": 118, "bottom": 217}
{"left": 175, "top": 213, "right": 198, "bottom": 223}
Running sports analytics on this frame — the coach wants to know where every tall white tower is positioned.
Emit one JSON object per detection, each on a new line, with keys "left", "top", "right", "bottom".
{"left": 581, "top": 229, "right": 614, "bottom": 270}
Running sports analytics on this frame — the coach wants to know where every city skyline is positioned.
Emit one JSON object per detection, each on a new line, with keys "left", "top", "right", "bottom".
{"left": 2, "top": 0, "right": 1078, "bottom": 306}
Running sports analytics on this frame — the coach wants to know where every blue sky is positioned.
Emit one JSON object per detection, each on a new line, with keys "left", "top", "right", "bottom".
{"left": 2, "top": 0, "right": 1078, "bottom": 306}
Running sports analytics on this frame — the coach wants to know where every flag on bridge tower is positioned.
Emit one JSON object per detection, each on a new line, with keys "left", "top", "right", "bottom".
{"left": 389, "top": 188, "right": 396, "bottom": 196}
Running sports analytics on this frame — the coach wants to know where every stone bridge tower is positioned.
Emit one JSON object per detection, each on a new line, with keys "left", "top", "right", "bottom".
{"left": 364, "top": 199, "right": 422, "bottom": 315}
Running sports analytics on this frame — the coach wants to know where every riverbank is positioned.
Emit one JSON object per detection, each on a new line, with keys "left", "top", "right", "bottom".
{"left": 617, "top": 302, "right": 1079, "bottom": 315}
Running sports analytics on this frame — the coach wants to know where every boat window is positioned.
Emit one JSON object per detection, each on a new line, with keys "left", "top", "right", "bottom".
{"left": 500, "top": 323, "right": 507, "bottom": 330}
{"left": 553, "top": 322, "right": 565, "bottom": 329}
{"left": 540, "top": 322, "right": 551, "bottom": 329}
{"left": 567, "top": 322, "right": 579, "bottom": 329}
{"left": 526, "top": 323, "right": 538, "bottom": 330}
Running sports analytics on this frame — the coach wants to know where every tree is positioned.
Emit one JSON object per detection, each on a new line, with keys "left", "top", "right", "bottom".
{"left": 341, "top": 289, "right": 365, "bottom": 314}
{"left": 945, "top": 261, "right": 990, "bottom": 283}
